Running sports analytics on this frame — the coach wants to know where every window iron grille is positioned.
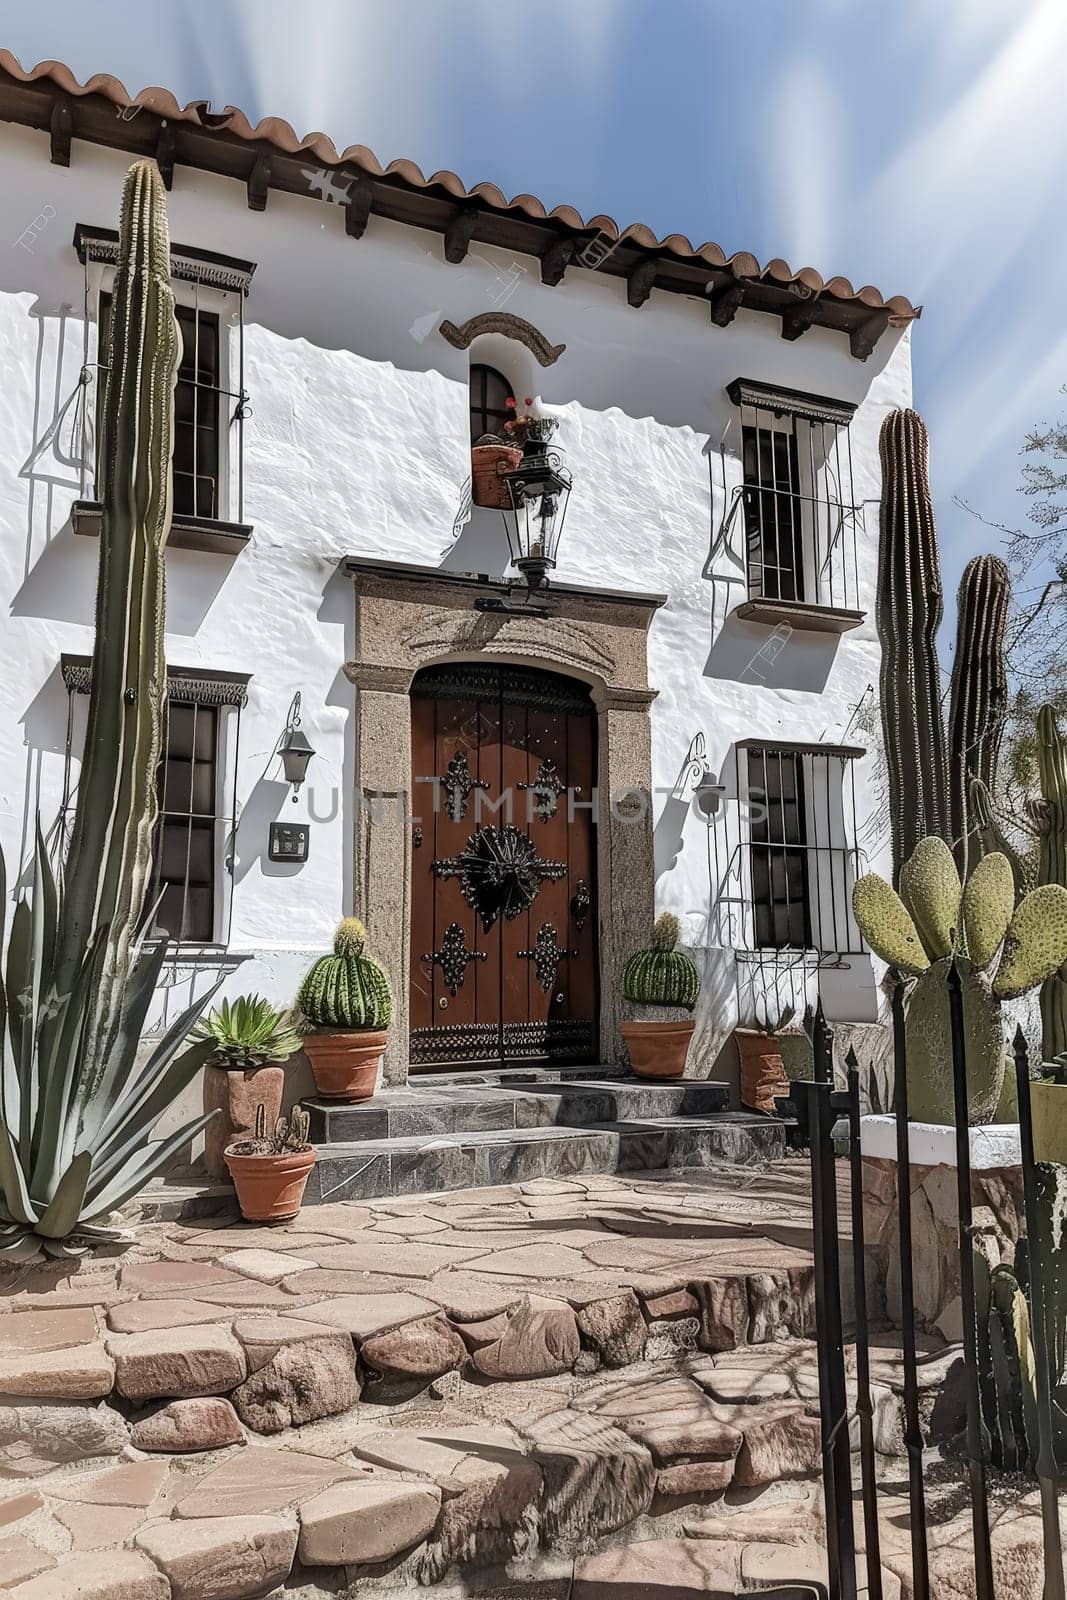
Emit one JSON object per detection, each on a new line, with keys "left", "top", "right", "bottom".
{"left": 717, "top": 379, "right": 863, "bottom": 615}
{"left": 60, "top": 656, "right": 248, "bottom": 951}
{"left": 703, "top": 738, "right": 867, "bottom": 963}
{"left": 74, "top": 228, "right": 252, "bottom": 522}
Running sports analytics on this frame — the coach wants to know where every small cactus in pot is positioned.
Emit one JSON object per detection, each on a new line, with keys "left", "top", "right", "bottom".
{"left": 225, "top": 1104, "right": 315, "bottom": 1223}
{"left": 620, "top": 913, "right": 700, "bottom": 1080}
{"left": 297, "top": 918, "right": 392, "bottom": 1101}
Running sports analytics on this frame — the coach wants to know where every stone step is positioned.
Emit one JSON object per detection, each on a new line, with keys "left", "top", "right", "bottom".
{"left": 303, "top": 1076, "right": 730, "bottom": 1145}
{"left": 302, "top": 1112, "right": 786, "bottom": 1204}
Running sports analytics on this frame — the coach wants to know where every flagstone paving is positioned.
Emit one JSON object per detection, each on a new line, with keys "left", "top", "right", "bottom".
{"left": 0, "top": 1160, "right": 1048, "bottom": 1597}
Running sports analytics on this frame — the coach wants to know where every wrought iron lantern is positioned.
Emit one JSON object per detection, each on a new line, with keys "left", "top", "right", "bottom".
{"left": 500, "top": 417, "right": 572, "bottom": 592}
{"left": 279, "top": 692, "right": 316, "bottom": 801}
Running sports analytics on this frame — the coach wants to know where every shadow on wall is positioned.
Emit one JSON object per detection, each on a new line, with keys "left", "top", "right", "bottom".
{"left": 231, "top": 777, "right": 293, "bottom": 883}
{"left": 704, "top": 613, "right": 838, "bottom": 694}
{"left": 440, "top": 506, "right": 512, "bottom": 577}
{"left": 687, "top": 946, "right": 739, "bottom": 1091}
{"left": 11, "top": 509, "right": 237, "bottom": 636}
{"left": 316, "top": 565, "right": 357, "bottom": 913}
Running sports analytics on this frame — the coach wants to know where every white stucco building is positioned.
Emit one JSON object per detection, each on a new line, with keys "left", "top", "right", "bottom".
{"left": 0, "top": 54, "right": 918, "bottom": 1116}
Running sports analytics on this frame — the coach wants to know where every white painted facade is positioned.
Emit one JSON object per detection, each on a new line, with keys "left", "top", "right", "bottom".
{"left": 0, "top": 118, "right": 911, "bottom": 1102}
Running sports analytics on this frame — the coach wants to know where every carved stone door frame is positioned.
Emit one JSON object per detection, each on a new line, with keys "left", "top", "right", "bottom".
{"left": 344, "top": 557, "right": 665, "bottom": 1085}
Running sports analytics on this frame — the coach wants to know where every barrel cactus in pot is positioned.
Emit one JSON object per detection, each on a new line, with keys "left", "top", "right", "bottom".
{"left": 298, "top": 918, "right": 392, "bottom": 1100}
{"left": 620, "top": 912, "right": 700, "bottom": 1079}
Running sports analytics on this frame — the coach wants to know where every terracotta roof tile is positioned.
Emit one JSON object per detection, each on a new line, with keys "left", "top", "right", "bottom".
{"left": 0, "top": 51, "right": 920, "bottom": 325}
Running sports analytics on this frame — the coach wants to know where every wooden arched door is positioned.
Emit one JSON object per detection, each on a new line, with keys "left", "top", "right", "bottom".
{"left": 409, "top": 663, "right": 598, "bottom": 1070}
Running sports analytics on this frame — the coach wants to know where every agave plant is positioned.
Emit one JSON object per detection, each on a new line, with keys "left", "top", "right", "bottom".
{"left": 0, "top": 160, "right": 221, "bottom": 1259}
{"left": 194, "top": 996, "right": 302, "bottom": 1073}
{"left": 0, "top": 832, "right": 218, "bottom": 1259}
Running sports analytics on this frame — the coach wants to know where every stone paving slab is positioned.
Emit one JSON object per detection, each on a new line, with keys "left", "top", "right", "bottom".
{"left": 4, "top": 1159, "right": 1027, "bottom": 1600}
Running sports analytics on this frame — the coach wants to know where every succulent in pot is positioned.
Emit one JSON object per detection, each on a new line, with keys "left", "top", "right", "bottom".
{"left": 298, "top": 918, "right": 392, "bottom": 1101}
{"left": 193, "top": 996, "right": 302, "bottom": 1179}
{"left": 735, "top": 999, "right": 796, "bottom": 1116}
{"left": 225, "top": 1105, "right": 315, "bottom": 1223}
{"left": 620, "top": 912, "right": 700, "bottom": 1079}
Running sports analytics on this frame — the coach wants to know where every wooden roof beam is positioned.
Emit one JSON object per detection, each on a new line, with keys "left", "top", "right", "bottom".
{"left": 849, "top": 308, "right": 892, "bottom": 361}
{"left": 708, "top": 278, "right": 746, "bottom": 327}
{"left": 345, "top": 175, "right": 374, "bottom": 239}
{"left": 540, "top": 235, "right": 577, "bottom": 286}
{"left": 444, "top": 204, "right": 481, "bottom": 263}
{"left": 49, "top": 99, "right": 72, "bottom": 166}
{"left": 627, "top": 256, "right": 658, "bottom": 307}
{"left": 247, "top": 150, "right": 271, "bottom": 211}
{"left": 781, "top": 293, "right": 820, "bottom": 342}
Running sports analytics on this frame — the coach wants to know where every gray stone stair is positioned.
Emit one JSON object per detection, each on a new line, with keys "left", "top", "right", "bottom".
{"left": 303, "top": 1076, "right": 730, "bottom": 1144}
{"left": 300, "top": 1072, "right": 785, "bottom": 1203}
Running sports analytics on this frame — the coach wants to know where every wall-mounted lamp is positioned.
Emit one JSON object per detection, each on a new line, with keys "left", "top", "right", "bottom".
{"left": 279, "top": 692, "right": 316, "bottom": 802}
{"left": 685, "top": 732, "right": 725, "bottom": 820}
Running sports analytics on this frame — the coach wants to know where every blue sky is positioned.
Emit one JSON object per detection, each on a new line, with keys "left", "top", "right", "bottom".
{"left": 5, "top": 0, "right": 1066, "bottom": 607}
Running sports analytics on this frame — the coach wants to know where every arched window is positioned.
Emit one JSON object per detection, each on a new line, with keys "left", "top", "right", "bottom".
{"left": 469, "top": 364, "right": 515, "bottom": 444}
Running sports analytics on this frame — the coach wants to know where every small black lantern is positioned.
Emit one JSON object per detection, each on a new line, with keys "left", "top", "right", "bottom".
{"left": 279, "top": 692, "right": 315, "bottom": 801}
{"left": 500, "top": 417, "right": 572, "bottom": 593}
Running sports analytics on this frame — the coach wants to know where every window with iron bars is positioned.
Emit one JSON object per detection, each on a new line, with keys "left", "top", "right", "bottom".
{"left": 73, "top": 226, "right": 254, "bottom": 529}
{"left": 60, "top": 657, "right": 248, "bottom": 949}
{"left": 704, "top": 739, "right": 866, "bottom": 960}
{"left": 724, "top": 380, "right": 862, "bottom": 617}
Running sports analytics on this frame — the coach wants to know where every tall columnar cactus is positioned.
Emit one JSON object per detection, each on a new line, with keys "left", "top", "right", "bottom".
{"left": 298, "top": 919, "right": 393, "bottom": 1031}
{"left": 852, "top": 837, "right": 1067, "bottom": 1123}
{"left": 1036, "top": 705, "right": 1067, "bottom": 1060}
{"left": 48, "top": 158, "right": 180, "bottom": 1115}
{"left": 947, "top": 555, "right": 1010, "bottom": 875}
{"left": 622, "top": 912, "right": 700, "bottom": 1010}
{"left": 0, "top": 161, "right": 224, "bottom": 1258}
{"left": 877, "top": 410, "right": 950, "bottom": 884}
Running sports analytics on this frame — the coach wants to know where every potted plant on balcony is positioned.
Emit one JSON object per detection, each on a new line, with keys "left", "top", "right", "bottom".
{"left": 194, "top": 996, "right": 303, "bottom": 1179}
{"left": 225, "top": 1105, "right": 316, "bottom": 1223}
{"left": 735, "top": 998, "right": 796, "bottom": 1115}
{"left": 620, "top": 913, "right": 700, "bottom": 1079}
{"left": 472, "top": 397, "right": 523, "bottom": 510}
{"left": 298, "top": 917, "right": 392, "bottom": 1100}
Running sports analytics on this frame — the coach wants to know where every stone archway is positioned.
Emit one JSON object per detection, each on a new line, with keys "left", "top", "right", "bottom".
{"left": 343, "top": 558, "right": 664, "bottom": 1084}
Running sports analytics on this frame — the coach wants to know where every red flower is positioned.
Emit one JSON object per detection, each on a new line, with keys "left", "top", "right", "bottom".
{"left": 505, "top": 396, "right": 517, "bottom": 409}
{"left": 524, "top": 396, "right": 534, "bottom": 406}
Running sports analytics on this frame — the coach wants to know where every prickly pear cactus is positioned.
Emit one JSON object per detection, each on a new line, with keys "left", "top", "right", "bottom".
{"left": 899, "top": 836, "right": 959, "bottom": 962}
{"left": 961, "top": 852, "right": 1014, "bottom": 970}
{"left": 906, "top": 959, "right": 1004, "bottom": 1124}
{"left": 622, "top": 912, "right": 700, "bottom": 1010}
{"left": 853, "top": 841, "right": 1067, "bottom": 1123}
{"left": 298, "top": 918, "right": 393, "bottom": 1030}
{"left": 1036, "top": 705, "right": 1067, "bottom": 1060}
{"left": 850, "top": 876, "right": 929, "bottom": 975}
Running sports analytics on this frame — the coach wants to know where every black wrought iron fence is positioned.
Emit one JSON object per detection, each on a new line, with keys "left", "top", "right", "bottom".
{"left": 791, "top": 969, "right": 1065, "bottom": 1600}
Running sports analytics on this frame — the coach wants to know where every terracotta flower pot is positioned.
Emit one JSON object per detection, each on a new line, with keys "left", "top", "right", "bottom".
{"left": 471, "top": 443, "right": 523, "bottom": 509}
{"left": 203, "top": 1064, "right": 285, "bottom": 1180}
{"left": 1030, "top": 1080, "right": 1067, "bottom": 1164}
{"left": 303, "top": 1029, "right": 386, "bottom": 1101}
{"left": 224, "top": 1145, "right": 316, "bottom": 1223}
{"left": 735, "top": 1029, "right": 790, "bottom": 1115}
{"left": 621, "top": 1020, "right": 695, "bottom": 1080}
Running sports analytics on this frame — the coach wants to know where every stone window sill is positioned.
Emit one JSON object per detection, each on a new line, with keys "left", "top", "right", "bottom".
{"left": 733, "top": 596, "right": 865, "bottom": 635}
{"left": 72, "top": 499, "right": 253, "bottom": 556}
